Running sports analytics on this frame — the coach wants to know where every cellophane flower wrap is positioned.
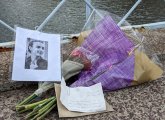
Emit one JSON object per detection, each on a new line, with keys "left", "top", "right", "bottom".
{"left": 69, "top": 16, "right": 163, "bottom": 91}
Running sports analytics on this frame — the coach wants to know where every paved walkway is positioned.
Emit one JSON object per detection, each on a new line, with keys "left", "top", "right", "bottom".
{"left": 0, "top": 29, "right": 165, "bottom": 120}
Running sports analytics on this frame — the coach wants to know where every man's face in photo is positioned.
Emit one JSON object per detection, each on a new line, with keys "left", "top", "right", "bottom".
{"left": 30, "top": 41, "right": 45, "bottom": 58}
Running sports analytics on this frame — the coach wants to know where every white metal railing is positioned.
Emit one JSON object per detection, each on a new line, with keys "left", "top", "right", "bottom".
{"left": 36, "top": 0, "right": 66, "bottom": 31}
{"left": 86, "top": 0, "right": 91, "bottom": 21}
{"left": 118, "top": 0, "right": 142, "bottom": 26}
{"left": 121, "top": 21, "right": 165, "bottom": 30}
{"left": 0, "top": 0, "right": 142, "bottom": 47}
{"left": 0, "top": 20, "right": 15, "bottom": 32}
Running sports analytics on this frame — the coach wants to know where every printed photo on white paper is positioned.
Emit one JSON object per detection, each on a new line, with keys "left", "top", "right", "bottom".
{"left": 12, "top": 27, "right": 61, "bottom": 81}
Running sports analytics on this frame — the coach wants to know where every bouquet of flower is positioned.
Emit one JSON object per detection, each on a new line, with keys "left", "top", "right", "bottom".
{"left": 16, "top": 15, "right": 163, "bottom": 119}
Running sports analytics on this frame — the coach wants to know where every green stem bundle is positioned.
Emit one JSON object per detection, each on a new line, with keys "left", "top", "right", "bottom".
{"left": 16, "top": 97, "right": 56, "bottom": 120}
{"left": 25, "top": 97, "right": 53, "bottom": 119}
{"left": 16, "top": 97, "right": 54, "bottom": 113}
{"left": 17, "top": 93, "right": 38, "bottom": 106}
{"left": 37, "top": 104, "right": 56, "bottom": 120}
{"left": 15, "top": 82, "right": 56, "bottom": 119}
{"left": 31, "top": 98, "right": 56, "bottom": 120}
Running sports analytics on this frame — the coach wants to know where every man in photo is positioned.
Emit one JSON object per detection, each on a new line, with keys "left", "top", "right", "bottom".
{"left": 25, "top": 38, "right": 48, "bottom": 70}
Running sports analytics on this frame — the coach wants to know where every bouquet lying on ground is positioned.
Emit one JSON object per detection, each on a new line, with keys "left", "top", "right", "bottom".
{"left": 70, "top": 16, "right": 163, "bottom": 91}
{"left": 16, "top": 16, "right": 163, "bottom": 119}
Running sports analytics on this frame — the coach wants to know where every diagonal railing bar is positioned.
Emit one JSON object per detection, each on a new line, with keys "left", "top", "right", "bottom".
{"left": 37, "top": 0, "right": 66, "bottom": 31}
{"left": 37, "top": 0, "right": 103, "bottom": 31}
{"left": 84, "top": 0, "right": 103, "bottom": 19}
{"left": 0, "top": 20, "right": 15, "bottom": 32}
{"left": 86, "top": 0, "right": 91, "bottom": 21}
{"left": 118, "top": 0, "right": 142, "bottom": 26}
{"left": 82, "top": 9, "right": 95, "bottom": 31}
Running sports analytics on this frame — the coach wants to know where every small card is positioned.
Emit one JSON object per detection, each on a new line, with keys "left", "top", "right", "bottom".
{"left": 55, "top": 84, "right": 114, "bottom": 118}
{"left": 60, "top": 78, "right": 106, "bottom": 113}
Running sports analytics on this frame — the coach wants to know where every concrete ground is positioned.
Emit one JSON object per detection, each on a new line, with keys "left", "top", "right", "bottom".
{"left": 0, "top": 77, "right": 165, "bottom": 120}
{"left": 0, "top": 1, "right": 165, "bottom": 119}
{"left": 0, "top": 29, "right": 165, "bottom": 120}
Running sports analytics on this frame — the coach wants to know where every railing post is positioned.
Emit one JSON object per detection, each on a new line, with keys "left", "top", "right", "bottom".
{"left": 37, "top": 0, "right": 66, "bottom": 31}
{"left": 86, "top": 0, "right": 91, "bottom": 21}
{"left": 0, "top": 20, "right": 15, "bottom": 32}
{"left": 118, "top": 0, "right": 142, "bottom": 26}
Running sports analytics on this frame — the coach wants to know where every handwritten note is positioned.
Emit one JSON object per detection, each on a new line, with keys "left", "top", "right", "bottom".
{"left": 60, "top": 78, "right": 106, "bottom": 112}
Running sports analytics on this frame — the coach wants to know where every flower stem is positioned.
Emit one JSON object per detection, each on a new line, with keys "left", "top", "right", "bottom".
{"left": 16, "top": 97, "right": 54, "bottom": 113}
{"left": 25, "top": 97, "right": 55, "bottom": 119}
{"left": 31, "top": 98, "right": 56, "bottom": 120}
{"left": 37, "top": 104, "right": 56, "bottom": 120}
{"left": 17, "top": 93, "right": 38, "bottom": 106}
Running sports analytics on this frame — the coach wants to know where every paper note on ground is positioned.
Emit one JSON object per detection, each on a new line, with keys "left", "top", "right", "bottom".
{"left": 60, "top": 78, "right": 106, "bottom": 113}
{"left": 55, "top": 84, "right": 114, "bottom": 118}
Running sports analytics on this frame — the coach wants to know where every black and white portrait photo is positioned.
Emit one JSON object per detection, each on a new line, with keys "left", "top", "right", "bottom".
{"left": 25, "top": 38, "right": 48, "bottom": 70}
{"left": 12, "top": 27, "right": 61, "bottom": 81}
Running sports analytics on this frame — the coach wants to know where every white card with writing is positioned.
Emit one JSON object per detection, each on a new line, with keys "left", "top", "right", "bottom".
{"left": 60, "top": 78, "right": 106, "bottom": 112}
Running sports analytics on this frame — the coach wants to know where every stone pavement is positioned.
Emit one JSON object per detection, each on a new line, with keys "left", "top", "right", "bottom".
{"left": 0, "top": 28, "right": 165, "bottom": 120}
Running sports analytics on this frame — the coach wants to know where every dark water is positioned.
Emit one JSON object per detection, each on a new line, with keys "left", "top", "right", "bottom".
{"left": 94, "top": 0, "right": 165, "bottom": 24}
{"left": 0, "top": 0, "right": 165, "bottom": 42}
